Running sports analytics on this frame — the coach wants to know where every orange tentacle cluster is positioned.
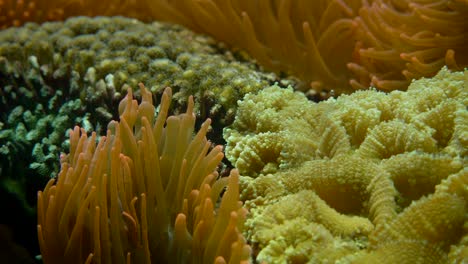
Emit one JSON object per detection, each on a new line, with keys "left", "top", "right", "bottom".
{"left": 2, "top": 1, "right": 467, "bottom": 94}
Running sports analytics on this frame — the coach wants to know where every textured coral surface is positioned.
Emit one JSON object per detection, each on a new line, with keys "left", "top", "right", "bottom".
{"left": 0, "top": 16, "right": 273, "bottom": 123}
{"left": 0, "top": 3, "right": 467, "bottom": 263}
{"left": 0, "top": 16, "right": 274, "bottom": 220}
{"left": 1, "top": 0, "right": 467, "bottom": 94}
{"left": 0, "top": 16, "right": 276, "bottom": 262}
{"left": 225, "top": 67, "right": 467, "bottom": 263}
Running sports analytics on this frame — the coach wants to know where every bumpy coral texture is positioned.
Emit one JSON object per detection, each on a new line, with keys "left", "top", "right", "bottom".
{"left": 37, "top": 85, "right": 251, "bottom": 263}
{"left": 1, "top": 0, "right": 467, "bottom": 94}
{"left": 225, "top": 67, "right": 467, "bottom": 263}
{"left": 224, "top": 85, "right": 320, "bottom": 177}
{"left": 0, "top": 16, "right": 272, "bottom": 122}
{"left": 0, "top": 16, "right": 275, "bottom": 208}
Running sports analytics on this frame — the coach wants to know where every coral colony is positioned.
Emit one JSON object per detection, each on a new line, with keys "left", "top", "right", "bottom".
{"left": 0, "top": 1, "right": 467, "bottom": 263}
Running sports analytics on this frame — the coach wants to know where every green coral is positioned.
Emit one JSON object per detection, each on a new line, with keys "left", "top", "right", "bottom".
{"left": 0, "top": 16, "right": 280, "bottom": 124}
{"left": 0, "top": 15, "right": 281, "bottom": 204}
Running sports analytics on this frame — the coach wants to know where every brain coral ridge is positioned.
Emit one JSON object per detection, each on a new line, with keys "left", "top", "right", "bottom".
{"left": 1, "top": 0, "right": 467, "bottom": 94}
{"left": 225, "top": 67, "right": 467, "bottom": 263}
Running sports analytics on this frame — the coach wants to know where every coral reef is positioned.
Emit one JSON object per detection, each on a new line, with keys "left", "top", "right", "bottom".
{"left": 37, "top": 85, "right": 250, "bottom": 263}
{"left": 1, "top": 1, "right": 467, "bottom": 94}
{"left": 0, "top": 16, "right": 276, "bottom": 260}
{"left": 225, "top": 67, "right": 467, "bottom": 262}
{"left": 0, "top": 2, "right": 466, "bottom": 262}
{"left": 0, "top": 16, "right": 274, "bottom": 122}
{"left": 0, "top": 53, "right": 95, "bottom": 258}
{"left": 226, "top": 67, "right": 466, "bottom": 177}
{"left": 0, "top": 16, "right": 274, "bottom": 184}
{"left": 224, "top": 84, "right": 320, "bottom": 177}
{"left": 0, "top": 55, "right": 93, "bottom": 178}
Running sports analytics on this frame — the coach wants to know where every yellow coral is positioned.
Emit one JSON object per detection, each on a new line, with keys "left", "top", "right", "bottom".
{"left": 37, "top": 85, "right": 250, "bottom": 263}
{"left": 356, "top": 120, "right": 438, "bottom": 159}
{"left": 242, "top": 155, "right": 399, "bottom": 262}
{"left": 226, "top": 67, "right": 467, "bottom": 262}
{"left": 356, "top": 168, "right": 467, "bottom": 263}
{"left": 227, "top": 67, "right": 466, "bottom": 173}
{"left": 253, "top": 217, "right": 365, "bottom": 264}
{"left": 369, "top": 193, "right": 465, "bottom": 248}
{"left": 224, "top": 85, "right": 320, "bottom": 177}
{"left": 382, "top": 152, "right": 463, "bottom": 208}
{"left": 352, "top": 240, "right": 448, "bottom": 264}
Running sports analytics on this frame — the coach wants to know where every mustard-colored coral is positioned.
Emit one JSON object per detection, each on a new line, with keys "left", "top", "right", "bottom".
{"left": 224, "top": 85, "right": 319, "bottom": 177}
{"left": 355, "top": 170, "right": 468, "bottom": 264}
{"left": 227, "top": 67, "right": 466, "bottom": 175}
{"left": 225, "top": 67, "right": 467, "bottom": 263}
{"left": 242, "top": 155, "right": 398, "bottom": 263}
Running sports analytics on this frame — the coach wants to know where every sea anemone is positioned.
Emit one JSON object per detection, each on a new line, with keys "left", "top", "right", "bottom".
{"left": 37, "top": 85, "right": 250, "bottom": 263}
{"left": 3, "top": 0, "right": 466, "bottom": 94}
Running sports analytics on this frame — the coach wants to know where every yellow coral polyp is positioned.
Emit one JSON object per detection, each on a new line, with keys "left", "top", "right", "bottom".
{"left": 227, "top": 67, "right": 467, "bottom": 263}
